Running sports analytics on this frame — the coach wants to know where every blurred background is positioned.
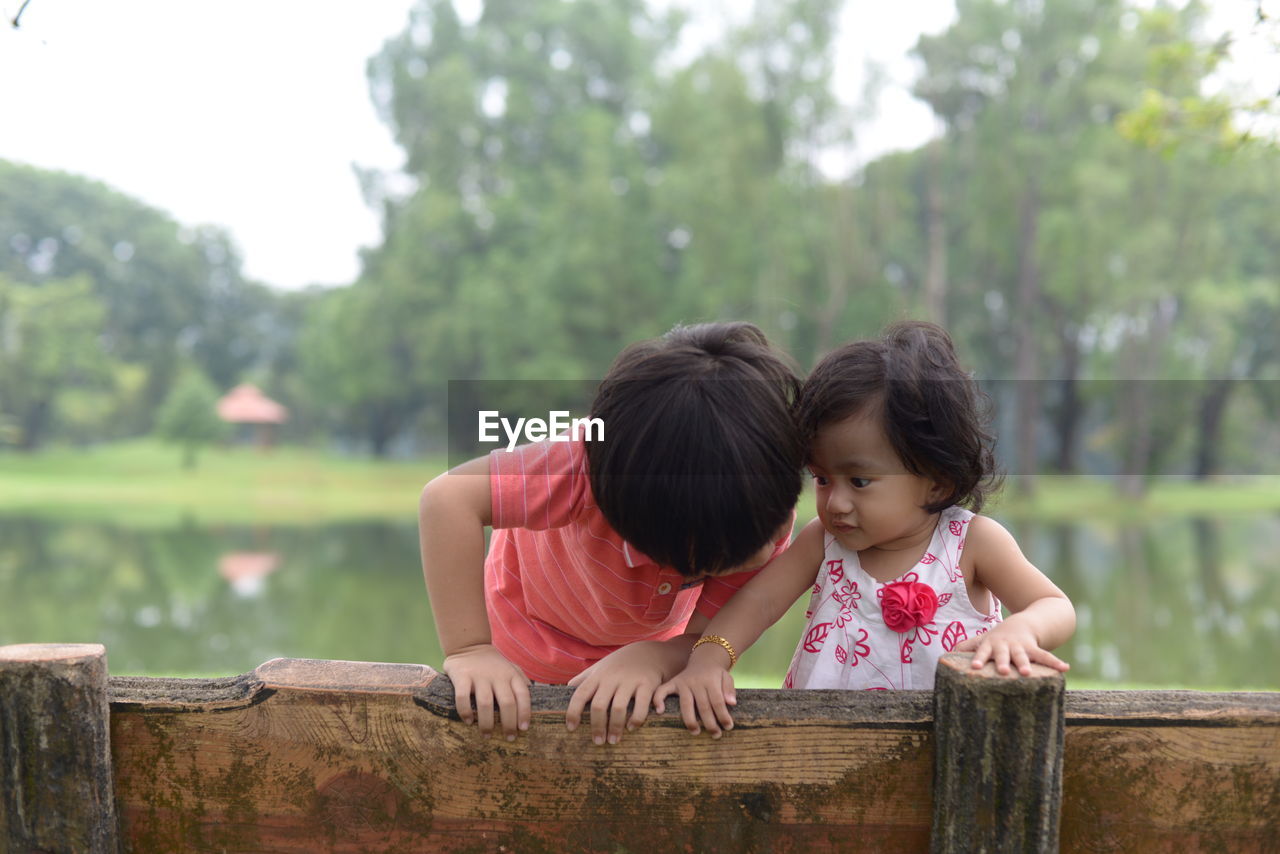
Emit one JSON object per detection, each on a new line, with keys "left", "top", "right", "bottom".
{"left": 1, "top": 0, "right": 1277, "bottom": 688}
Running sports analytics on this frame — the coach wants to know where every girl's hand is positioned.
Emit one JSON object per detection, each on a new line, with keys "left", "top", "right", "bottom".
{"left": 954, "top": 615, "right": 1070, "bottom": 677}
{"left": 442, "top": 644, "right": 531, "bottom": 740}
{"left": 653, "top": 654, "right": 737, "bottom": 738}
{"left": 566, "top": 641, "right": 671, "bottom": 745}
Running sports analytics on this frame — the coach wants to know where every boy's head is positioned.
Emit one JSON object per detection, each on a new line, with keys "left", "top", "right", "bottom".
{"left": 586, "top": 322, "right": 803, "bottom": 578}
{"left": 797, "top": 320, "right": 999, "bottom": 513}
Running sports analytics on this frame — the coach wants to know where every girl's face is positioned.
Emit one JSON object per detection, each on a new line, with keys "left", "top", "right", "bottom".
{"left": 809, "top": 410, "right": 944, "bottom": 555}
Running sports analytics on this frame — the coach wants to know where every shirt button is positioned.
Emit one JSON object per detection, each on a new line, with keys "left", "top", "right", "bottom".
{"left": 657, "top": 582, "right": 672, "bottom": 595}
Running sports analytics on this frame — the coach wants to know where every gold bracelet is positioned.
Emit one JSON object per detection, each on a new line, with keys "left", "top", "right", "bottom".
{"left": 692, "top": 635, "right": 738, "bottom": 669}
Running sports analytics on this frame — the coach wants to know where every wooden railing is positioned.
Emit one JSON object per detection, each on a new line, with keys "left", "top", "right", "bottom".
{"left": 2, "top": 643, "right": 1277, "bottom": 852}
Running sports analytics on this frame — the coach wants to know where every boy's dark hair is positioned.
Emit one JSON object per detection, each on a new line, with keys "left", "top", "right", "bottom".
{"left": 797, "top": 321, "right": 1000, "bottom": 513}
{"left": 586, "top": 322, "right": 804, "bottom": 578}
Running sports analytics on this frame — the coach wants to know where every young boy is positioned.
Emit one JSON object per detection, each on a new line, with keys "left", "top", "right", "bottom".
{"left": 419, "top": 322, "right": 803, "bottom": 744}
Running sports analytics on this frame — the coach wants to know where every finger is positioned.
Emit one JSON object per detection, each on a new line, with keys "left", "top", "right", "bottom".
{"left": 629, "top": 683, "right": 656, "bottom": 731}
{"left": 709, "top": 683, "right": 734, "bottom": 733}
{"left": 696, "top": 686, "right": 723, "bottom": 738}
{"left": 567, "top": 670, "right": 586, "bottom": 688}
{"left": 722, "top": 672, "right": 737, "bottom": 708}
{"left": 993, "top": 643, "right": 1012, "bottom": 676}
{"left": 607, "top": 691, "right": 632, "bottom": 744}
{"left": 652, "top": 681, "right": 673, "bottom": 715}
{"left": 678, "top": 685, "right": 700, "bottom": 734}
{"left": 452, "top": 676, "right": 474, "bottom": 725}
{"left": 1011, "top": 647, "right": 1032, "bottom": 677}
{"left": 493, "top": 682, "right": 519, "bottom": 740}
{"left": 1029, "top": 648, "right": 1071, "bottom": 671}
{"left": 970, "top": 640, "right": 992, "bottom": 669}
{"left": 953, "top": 636, "right": 978, "bottom": 653}
{"left": 474, "top": 682, "right": 496, "bottom": 735}
{"left": 590, "top": 685, "right": 617, "bottom": 745}
{"left": 565, "top": 679, "right": 593, "bottom": 731}
{"left": 513, "top": 676, "right": 532, "bottom": 733}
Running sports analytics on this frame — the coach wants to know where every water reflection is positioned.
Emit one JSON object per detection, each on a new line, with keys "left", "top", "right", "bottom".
{"left": 218, "top": 551, "right": 281, "bottom": 597}
{"left": 0, "top": 513, "right": 1275, "bottom": 687}
{"left": 0, "top": 517, "right": 440, "bottom": 675}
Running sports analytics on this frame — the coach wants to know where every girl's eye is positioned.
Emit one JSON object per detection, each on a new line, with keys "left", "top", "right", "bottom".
{"left": 810, "top": 472, "right": 829, "bottom": 487}
{"left": 850, "top": 477, "right": 871, "bottom": 488}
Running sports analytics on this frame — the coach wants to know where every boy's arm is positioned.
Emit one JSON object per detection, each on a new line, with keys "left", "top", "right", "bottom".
{"left": 654, "top": 519, "right": 828, "bottom": 737}
{"left": 419, "top": 454, "right": 531, "bottom": 739}
{"left": 955, "top": 515, "right": 1076, "bottom": 676}
{"left": 563, "top": 512, "right": 799, "bottom": 745}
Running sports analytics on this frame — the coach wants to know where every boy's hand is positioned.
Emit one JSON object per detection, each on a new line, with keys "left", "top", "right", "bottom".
{"left": 565, "top": 642, "right": 671, "bottom": 745}
{"left": 653, "top": 655, "right": 737, "bottom": 738}
{"left": 954, "top": 615, "right": 1070, "bottom": 677}
{"left": 442, "top": 643, "right": 531, "bottom": 740}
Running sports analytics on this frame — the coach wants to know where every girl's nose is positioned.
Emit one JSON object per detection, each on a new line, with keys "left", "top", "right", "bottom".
{"left": 825, "top": 485, "right": 853, "bottom": 516}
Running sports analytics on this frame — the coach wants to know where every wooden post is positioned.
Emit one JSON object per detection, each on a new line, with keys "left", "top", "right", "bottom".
{"left": 0, "top": 643, "right": 119, "bottom": 854}
{"left": 932, "top": 652, "right": 1065, "bottom": 854}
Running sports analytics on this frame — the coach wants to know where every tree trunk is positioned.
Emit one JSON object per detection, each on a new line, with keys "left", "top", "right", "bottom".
{"left": 1052, "top": 331, "right": 1083, "bottom": 474}
{"left": 1118, "top": 301, "right": 1177, "bottom": 499}
{"left": 923, "top": 138, "right": 948, "bottom": 326}
{"left": 1193, "top": 378, "right": 1236, "bottom": 480}
{"left": 17, "top": 397, "right": 50, "bottom": 452}
{"left": 1013, "top": 182, "right": 1042, "bottom": 494}
{"left": 814, "top": 187, "right": 853, "bottom": 358}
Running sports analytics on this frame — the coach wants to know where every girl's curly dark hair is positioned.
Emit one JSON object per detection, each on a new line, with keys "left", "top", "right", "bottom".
{"left": 797, "top": 321, "right": 1001, "bottom": 513}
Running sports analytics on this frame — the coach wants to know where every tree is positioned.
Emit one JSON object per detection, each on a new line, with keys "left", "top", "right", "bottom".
{"left": 1117, "top": 1, "right": 1278, "bottom": 153}
{"left": 0, "top": 160, "right": 274, "bottom": 437}
{"left": 914, "top": 0, "right": 1134, "bottom": 491}
{"left": 0, "top": 274, "right": 114, "bottom": 451}
{"left": 340, "top": 0, "right": 849, "bottom": 451}
{"left": 156, "top": 371, "right": 227, "bottom": 469}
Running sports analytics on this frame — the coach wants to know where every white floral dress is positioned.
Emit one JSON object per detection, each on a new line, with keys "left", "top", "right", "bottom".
{"left": 784, "top": 506, "right": 1001, "bottom": 690}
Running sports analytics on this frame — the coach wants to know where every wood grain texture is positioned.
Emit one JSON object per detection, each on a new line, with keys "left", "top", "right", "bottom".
{"left": 1, "top": 643, "right": 119, "bottom": 854}
{"left": 102, "top": 658, "right": 1280, "bottom": 854}
{"left": 931, "top": 654, "right": 1065, "bottom": 854}
{"left": 110, "top": 659, "right": 934, "bottom": 853}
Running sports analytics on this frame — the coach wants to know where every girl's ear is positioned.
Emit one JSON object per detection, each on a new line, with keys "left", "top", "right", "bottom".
{"left": 926, "top": 479, "right": 951, "bottom": 504}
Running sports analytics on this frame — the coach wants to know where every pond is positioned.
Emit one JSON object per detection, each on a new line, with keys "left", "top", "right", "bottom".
{"left": 1, "top": 512, "right": 1277, "bottom": 689}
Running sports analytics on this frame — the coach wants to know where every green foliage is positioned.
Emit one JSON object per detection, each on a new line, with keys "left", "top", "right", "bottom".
{"left": 0, "top": 274, "right": 115, "bottom": 450}
{"left": 300, "top": 0, "right": 856, "bottom": 453}
{"left": 4, "top": 0, "right": 1280, "bottom": 485}
{"left": 0, "top": 160, "right": 277, "bottom": 443}
{"left": 1116, "top": 3, "right": 1277, "bottom": 153}
{"left": 155, "top": 372, "right": 228, "bottom": 469}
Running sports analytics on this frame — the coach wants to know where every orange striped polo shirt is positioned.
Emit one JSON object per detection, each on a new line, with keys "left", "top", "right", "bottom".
{"left": 486, "top": 438, "right": 789, "bottom": 683}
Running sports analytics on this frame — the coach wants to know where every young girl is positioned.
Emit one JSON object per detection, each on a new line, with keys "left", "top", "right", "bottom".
{"left": 653, "top": 321, "right": 1075, "bottom": 736}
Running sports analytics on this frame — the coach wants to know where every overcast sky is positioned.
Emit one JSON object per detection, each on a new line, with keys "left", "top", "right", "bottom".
{"left": 0, "top": 1, "right": 1265, "bottom": 289}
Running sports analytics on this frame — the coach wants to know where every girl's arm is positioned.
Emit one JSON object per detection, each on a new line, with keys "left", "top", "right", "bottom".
{"left": 956, "top": 515, "right": 1076, "bottom": 676}
{"left": 419, "top": 455, "right": 531, "bottom": 739}
{"left": 653, "top": 518, "right": 827, "bottom": 737}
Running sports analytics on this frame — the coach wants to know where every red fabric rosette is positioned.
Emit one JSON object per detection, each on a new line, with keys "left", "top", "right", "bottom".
{"left": 880, "top": 581, "right": 939, "bottom": 633}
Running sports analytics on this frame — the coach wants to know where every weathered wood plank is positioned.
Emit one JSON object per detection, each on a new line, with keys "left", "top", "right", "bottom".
{"left": 111, "top": 658, "right": 935, "bottom": 852}
{"left": 103, "top": 657, "right": 1280, "bottom": 854}
{"left": 1060, "top": 691, "right": 1280, "bottom": 853}
{"left": 1, "top": 643, "right": 119, "bottom": 854}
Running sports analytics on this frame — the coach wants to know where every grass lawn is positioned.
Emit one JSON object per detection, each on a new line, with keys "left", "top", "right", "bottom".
{"left": 3, "top": 440, "right": 1280, "bottom": 526}
{"left": 0, "top": 440, "right": 440, "bottom": 526}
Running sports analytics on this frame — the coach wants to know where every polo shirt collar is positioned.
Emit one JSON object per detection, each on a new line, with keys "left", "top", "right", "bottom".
{"left": 622, "top": 540, "right": 653, "bottom": 568}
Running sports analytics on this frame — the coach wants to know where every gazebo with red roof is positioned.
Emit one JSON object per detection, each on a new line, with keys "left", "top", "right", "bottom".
{"left": 216, "top": 384, "right": 288, "bottom": 449}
